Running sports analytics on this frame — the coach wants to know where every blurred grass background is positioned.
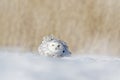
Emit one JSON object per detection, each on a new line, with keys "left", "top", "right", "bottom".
{"left": 0, "top": 0, "right": 120, "bottom": 56}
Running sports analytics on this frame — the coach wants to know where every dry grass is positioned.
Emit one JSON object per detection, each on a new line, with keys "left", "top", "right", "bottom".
{"left": 0, "top": 0, "right": 120, "bottom": 56}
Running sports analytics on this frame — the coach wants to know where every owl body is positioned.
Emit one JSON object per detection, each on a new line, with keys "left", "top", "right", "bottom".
{"left": 38, "top": 35, "right": 71, "bottom": 57}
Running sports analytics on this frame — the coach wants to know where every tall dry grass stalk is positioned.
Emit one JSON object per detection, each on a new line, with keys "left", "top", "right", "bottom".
{"left": 0, "top": 0, "right": 120, "bottom": 56}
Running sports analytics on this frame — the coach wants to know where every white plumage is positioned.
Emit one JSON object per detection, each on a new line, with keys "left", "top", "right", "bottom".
{"left": 38, "top": 35, "right": 71, "bottom": 57}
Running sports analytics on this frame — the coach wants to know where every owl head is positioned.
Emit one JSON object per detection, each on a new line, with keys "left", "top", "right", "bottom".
{"left": 38, "top": 35, "right": 71, "bottom": 57}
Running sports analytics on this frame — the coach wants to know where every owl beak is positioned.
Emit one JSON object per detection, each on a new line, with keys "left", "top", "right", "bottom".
{"left": 55, "top": 47, "right": 57, "bottom": 50}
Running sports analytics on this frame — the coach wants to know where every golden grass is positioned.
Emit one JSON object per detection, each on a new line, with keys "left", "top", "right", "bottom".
{"left": 0, "top": 0, "right": 120, "bottom": 56}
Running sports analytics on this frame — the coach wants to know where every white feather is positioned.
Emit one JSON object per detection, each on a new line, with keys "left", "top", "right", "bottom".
{"left": 38, "top": 35, "right": 71, "bottom": 57}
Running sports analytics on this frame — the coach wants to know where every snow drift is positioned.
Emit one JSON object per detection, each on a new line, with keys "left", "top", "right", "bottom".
{"left": 0, "top": 50, "right": 120, "bottom": 80}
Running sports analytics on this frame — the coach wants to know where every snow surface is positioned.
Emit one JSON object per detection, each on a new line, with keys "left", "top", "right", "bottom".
{"left": 0, "top": 50, "right": 120, "bottom": 80}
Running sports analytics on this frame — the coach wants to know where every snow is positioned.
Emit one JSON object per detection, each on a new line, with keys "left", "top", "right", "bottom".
{"left": 0, "top": 49, "right": 120, "bottom": 80}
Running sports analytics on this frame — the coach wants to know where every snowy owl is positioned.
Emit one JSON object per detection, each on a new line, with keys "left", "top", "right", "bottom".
{"left": 38, "top": 35, "right": 71, "bottom": 57}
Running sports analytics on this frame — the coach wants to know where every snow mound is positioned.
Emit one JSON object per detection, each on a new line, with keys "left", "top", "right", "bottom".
{"left": 0, "top": 51, "right": 120, "bottom": 80}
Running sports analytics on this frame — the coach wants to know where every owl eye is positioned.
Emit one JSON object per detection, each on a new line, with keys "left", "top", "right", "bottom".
{"left": 57, "top": 45, "right": 60, "bottom": 47}
{"left": 52, "top": 44, "right": 54, "bottom": 46}
{"left": 51, "top": 39, "right": 53, "bottom": 40}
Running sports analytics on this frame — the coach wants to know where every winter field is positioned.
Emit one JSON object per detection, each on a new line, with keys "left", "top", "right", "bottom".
{"left": 0, "top": 48, "right": 120, "bottom": 80}
{"left": 0, "top": 0, "right": 120, "bottom": 80}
